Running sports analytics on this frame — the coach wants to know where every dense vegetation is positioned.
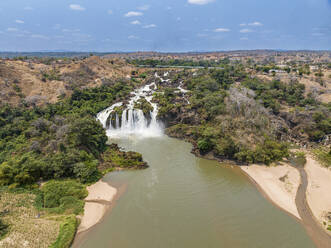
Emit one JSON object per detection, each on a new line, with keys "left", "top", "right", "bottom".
{"left": 100, "top": 144, "right": 148, "bottom": 173}
{"left": 0, "top": 78, "right": 152, "bottom": 246}
{"left": 41, "top": 180, "right": 88, "bottom": 215}
{"left": 0, "top": 80, "right": 143, "bottom": 187}
{"left": 152, "top": 65, "right": 330, "bottom": 165}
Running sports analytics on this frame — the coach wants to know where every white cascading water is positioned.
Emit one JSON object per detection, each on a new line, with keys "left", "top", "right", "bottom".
{"left": 97, "top": 79, "right": 163, "bottom": 138}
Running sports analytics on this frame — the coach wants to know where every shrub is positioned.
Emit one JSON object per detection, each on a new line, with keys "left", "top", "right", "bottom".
{"left": 68, "top": 116, "right": 108, "bottom": 157}
{"left": 214, "top": 137, "right": 238, "bottom": 158}
{"left": 197, "top": 138, "right": 214, "bottom": 153}
{"left": 313, "top": 147, "right": 331, "bottom": 168}
{"left": 49, "top": 215, "right": 77, "bottom": 248}
{"left": 41, "top": 180, "right": 87, "bottom": 214}
{"left": 0, "top": 218, "right": 9, "bottom": 239}
{"left": 73, "top": 160, "right": 100, "bottom": 184}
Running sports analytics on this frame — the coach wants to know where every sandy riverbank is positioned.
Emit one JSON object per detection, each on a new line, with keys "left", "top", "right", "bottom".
{"left": 241, "top": 154, "right": 331, "bottom": 234}
{"left": 241, "top": 163, "right": 301, "bottom": 219}
{"left": 305, "top": 154, "right": 331, "bottom": 231}
{"left": 77, "top": 180, "right": 117, "bottom": 233}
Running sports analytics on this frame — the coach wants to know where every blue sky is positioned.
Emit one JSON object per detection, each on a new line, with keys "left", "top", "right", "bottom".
{"left": 0, "top": 0, "right": 330, "bottom": 52}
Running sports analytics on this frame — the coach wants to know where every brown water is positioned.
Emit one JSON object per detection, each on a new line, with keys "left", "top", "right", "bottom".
{"left": 76, "top": 136, "right": 315, "bottom": 248}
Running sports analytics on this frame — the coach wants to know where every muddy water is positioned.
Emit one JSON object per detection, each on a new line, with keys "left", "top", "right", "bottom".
{"left": 76, "top": 136, "right": 315, "bottom": 248}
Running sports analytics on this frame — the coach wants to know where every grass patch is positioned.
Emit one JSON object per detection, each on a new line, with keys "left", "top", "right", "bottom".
{"left": 312, "top": 147, "right": 331, "bottom": 168}
{"left": 0, "top": 189, "right": 60, "bottom": 248}
{"left": 49, "top": 215, "right": 77, "bottom": 248}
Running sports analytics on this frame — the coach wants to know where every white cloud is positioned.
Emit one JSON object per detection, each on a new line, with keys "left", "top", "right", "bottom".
{"left": 24, "top": 6, "right": 33, "bottom": 11}
{"left": 124, "top": 11, "right": 143, "bottom": 17}
{"left": 130, "top": 20, "right": 141, "bottom": 25}
{"left": 128, "top": 35, "right": 138, "bottom": 39}
{"left": 214, "top": 28, "right": 230, "bottom": 32}
{"left": 197, "top": 33, "right": 208, "bottom": 37}
{"left": 240, "top": 28, "right": 253, "bottom": 33}
{"left": 312, "top": 33, "right": 324, "bottom": 36}
{"left": 240, "top": 37, "right": 248, "bottom": 40}
{"left": 108, "top": 10, "right": 113, "bottom": 15}
{"left": 7, "top": 28, "right": 18, "bottom": 32}
{"left": 69, "top": 4, "right": 85, "bottom": 11}
{"left": 62, "top": 28, "right": 80, "bottom": 33}
{"left": 31, "top": 34, "right": 49, "bottom": 39}
{"left": 143, "top": 24, "right": 157, "bottom": 28}
{"left": 138, "top": 5, "right": 150, "bottom": 11}
{"left": 188, "top": 0, "right": 215, "bottom": 5}
{"left": 102, "top": 38, "right": 112, "bottom": 42}
{"left": 248, "top": 21, "right": 263, "bottom": 26}
{"left": 15, "top": 20, "right": 24, "bottom": 24}
{"left": 239, "top": 23, "right": 246, "bottom": 26}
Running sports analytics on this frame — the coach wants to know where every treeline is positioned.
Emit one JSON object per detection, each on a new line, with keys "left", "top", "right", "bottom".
{"left": 0, "top": 81, "right": 142, "bottom": 187}
{"left": 158, "top": 66, "right": 330, "bottom": 165}
{"left": 130, "top": 58, "right": 230, "bottom": 68}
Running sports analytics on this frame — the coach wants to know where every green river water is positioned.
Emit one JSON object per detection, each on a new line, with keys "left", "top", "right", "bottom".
{"left": 75, "top": 135, "right": 315, "bottom": 248}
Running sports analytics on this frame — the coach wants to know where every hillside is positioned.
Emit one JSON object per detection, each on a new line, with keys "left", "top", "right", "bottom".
{"left": 0, "top": 56, "right": 138, "bottom": 106}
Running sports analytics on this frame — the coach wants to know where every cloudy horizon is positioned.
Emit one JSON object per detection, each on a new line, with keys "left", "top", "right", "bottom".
{"left": 0, "top": 0, "right": 330, "bottom": 52}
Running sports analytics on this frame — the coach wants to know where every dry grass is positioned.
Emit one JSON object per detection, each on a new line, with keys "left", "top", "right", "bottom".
{"left": 0, "top": 192, "right": 60, "bottom": 248}
{"left": 0, "top": 57, "right": 138, "bottom": 106}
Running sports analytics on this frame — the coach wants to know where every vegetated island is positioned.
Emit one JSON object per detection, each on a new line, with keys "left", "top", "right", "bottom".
{"left": 0, "top": 51, "right": 330, "bottom": 247}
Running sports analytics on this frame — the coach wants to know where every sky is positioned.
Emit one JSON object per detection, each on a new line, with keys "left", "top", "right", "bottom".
{"left": 0, "top": 0, "right": 330, "bottom": 52}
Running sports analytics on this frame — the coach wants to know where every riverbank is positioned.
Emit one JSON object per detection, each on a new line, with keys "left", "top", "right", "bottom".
{"left": 305, "top": 154, "right": 331, "bottom": 231}
{"left": 241, "top": 154, "right": 331, "bottom": 236}
{"left": 241, "top": 162, "right": 301, "bottom": 219}
{"left": 77, "top": 180, "right": 117, "bottom": 233}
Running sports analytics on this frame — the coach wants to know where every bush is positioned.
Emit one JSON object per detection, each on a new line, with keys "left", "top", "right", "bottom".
{"left": 42, "top": 180, "right": 87, "bottom": 214}
{"left": 214, "top": 137, "right": 238, "bottom": 158}
{"left": 73, "top": 159, "right": 100, "bottom": 184}
{"left": 313, "top": 147, "right": 331, "bottom": 168}
{"left": 197, "top": 138, "right": 214, "bottom": 153}
{"left": 100, "top": 144, "right": 148, "bottom": 172}
{"left": 68, "top": 116, "right": 108, "bottom": 157}
{"left": 49, "top": 215, "right": 77, "bottom": 248}
{"left": 0, "top": 218, "right": 9, "bottom": 239}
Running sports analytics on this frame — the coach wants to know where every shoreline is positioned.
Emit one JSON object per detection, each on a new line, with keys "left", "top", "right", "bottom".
{"left": 72, "top": 136, "right": 330, "bottom": 247}
{"left": 305, "top": 154, "right": 331, "bottom": 232}
{"left": 72, "top": 178, "right": 128, "bottom": 248}
{"left": 240, "top": 163, "right": 302, "bottom": 221}
{"left": 77, "top": 180, "right": 117, "bottom": 234}
{"left": 240, "top": 155, "right": 331, "bottom": 248}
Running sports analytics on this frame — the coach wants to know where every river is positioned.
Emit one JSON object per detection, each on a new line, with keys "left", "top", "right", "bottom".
{"left": 75, "top": 135, "right": 315, "bottom": 248}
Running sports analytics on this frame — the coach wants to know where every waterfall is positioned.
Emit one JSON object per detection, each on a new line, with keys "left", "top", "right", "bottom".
{"left": 97, "top": 81, "right": 163, "bottom": 138}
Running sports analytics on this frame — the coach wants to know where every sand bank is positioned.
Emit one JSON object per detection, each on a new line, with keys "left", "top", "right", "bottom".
{"left": 305, "top": 154, "right": 331, "bottom": 230}
{"left": 77, "top": 180, "right": 117, "bottom": 233}
{"left": 241, "top": 163, "right": 301, "bottom": 219}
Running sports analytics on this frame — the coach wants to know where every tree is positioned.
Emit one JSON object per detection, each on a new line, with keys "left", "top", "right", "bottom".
{"left": 68, "top": 116, "right": 108, "bottom": 157}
